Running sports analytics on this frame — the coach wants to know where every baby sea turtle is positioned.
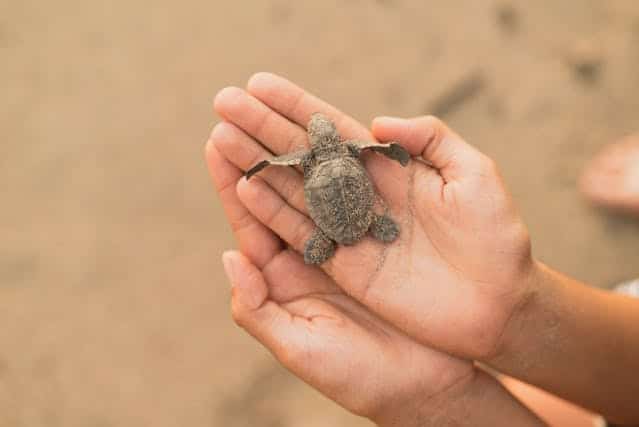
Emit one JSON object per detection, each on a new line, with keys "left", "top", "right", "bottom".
{"left": 246, "top": 113, "right": 410, "bottom": 264}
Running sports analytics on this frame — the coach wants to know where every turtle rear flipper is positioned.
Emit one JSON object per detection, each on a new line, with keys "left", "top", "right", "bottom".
{"left": 304, "top": 228, "right": 335, "bottom": 265}
{"left": 346, "top": 139, "right": 410, "bottom": 166}
{"left": 245, "top": 150, "right": 310, "bottom": 179}
{"left": 369, "top": 214, "right": 399, "bottom": 243}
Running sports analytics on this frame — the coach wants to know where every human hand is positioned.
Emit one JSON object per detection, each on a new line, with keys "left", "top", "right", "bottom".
{"left": 206, "top": 126, "right": 548, "bottom": 426}
{"left": 219, "top": 250, "right": 475, "bottom": 426}
{"left": 206, "top": 124, "right": 478, "bottom": 425}
{"left": 211, "top": 72, "right": 535, "bottom": 362}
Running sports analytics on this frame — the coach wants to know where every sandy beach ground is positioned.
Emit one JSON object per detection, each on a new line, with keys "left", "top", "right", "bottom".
{"left": 1, "top": 1, "right": 639, "bottom": 425}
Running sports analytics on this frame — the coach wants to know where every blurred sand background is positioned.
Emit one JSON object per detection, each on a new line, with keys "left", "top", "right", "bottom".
{"left": 1, "top": 1, "right": 639, "bottom": 426}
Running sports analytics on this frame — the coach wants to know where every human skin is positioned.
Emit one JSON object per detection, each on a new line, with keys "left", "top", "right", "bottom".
{"left": 500, "top": 376, "right": 602, "bottom": 427}
{"left": 579, "top": 134, "right": 639, "bottom": 215}
{"left": 207, "top": 126, "right": 545, "bottom": 426}
{"left": 218, "top": 250, "right": 544, "bottom": 426}
{"left": 205, "top": 94, "right": 545, "bottom": 425}
{"left": 207, "top": 72, "right": 639, "bottom": 425}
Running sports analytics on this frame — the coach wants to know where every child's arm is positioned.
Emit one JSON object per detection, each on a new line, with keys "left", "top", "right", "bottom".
{"left": 492, "top": 262, "right": 639, "bottom": 425}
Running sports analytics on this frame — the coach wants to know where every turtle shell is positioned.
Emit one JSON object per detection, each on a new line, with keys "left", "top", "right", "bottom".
{"left": 304, "top": 157, "right": 375, "bottom": 244}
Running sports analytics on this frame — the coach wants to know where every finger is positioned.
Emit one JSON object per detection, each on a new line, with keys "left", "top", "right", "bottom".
{"left": 237, "top": 177, "right": 385, "bottom": 300}
{"left": 222, "top": 250, "right": 309, "bottom": 362}
{"left": 205, "top": 134, "right": 281, "bottom": 268}
{"left": 223, "top": 250, "right": 346, "bottom": 380}
{"left": 247, "top": 72, "right": 371, "bottom": 141}
{"left": 211, "top": 121, "right": 308, "bottom": 214}
{"left": 371, "top": 116, "right": 489, "bottom": 183}
{"left": 222, "top": 250, "right": 351, "bottom": 412}
{"left": 214, "top": 86, "right": 308, "bottom": 156}
{"left": 262, "top": 250, "right": 343, "bottom": 303}
{"left": 236, "top": 176, "right": 315, "bottom": 255}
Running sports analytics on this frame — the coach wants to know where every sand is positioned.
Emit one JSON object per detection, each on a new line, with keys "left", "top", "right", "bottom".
{"left": 1, "top": 1, "right": 638, "bottom": 425}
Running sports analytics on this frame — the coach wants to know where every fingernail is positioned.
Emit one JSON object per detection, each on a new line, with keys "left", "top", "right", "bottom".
{"left": 222, "top": 251, "right": 236, "bottom": 288}
{"left": 209, "top": 122, "right": 224, "bottom": 140}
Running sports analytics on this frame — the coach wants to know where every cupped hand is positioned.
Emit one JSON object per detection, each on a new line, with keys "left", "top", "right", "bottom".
{"left": 209, "top": 72, "right": 535, "bottom": 362}
{"left": 206, "top": 132, "right": 475, "bottom": 426}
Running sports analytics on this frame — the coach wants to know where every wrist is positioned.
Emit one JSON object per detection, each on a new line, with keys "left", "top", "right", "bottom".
{"left": 486, "top": 260, "right": 639, "bottom": 423}
{"left": 455, "top": 370, "right": 547, "bottom": 427}
{"left": 373, "top": 369, "right": 546, "bottom": 427}
{"left": 485, "top": 258, "right": 552, "bottom": 369}
{"left": 370, "top": 368, "right": 475, "bottom": 427}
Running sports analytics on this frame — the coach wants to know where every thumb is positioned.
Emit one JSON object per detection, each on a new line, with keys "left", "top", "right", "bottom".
{"left": 371, "top": 115, "right": 489, "bottom": 182}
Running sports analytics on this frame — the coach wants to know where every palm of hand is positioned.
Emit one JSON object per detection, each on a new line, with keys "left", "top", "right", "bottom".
{"left": 354, "top": 146, "right": 534, "bottom": 358}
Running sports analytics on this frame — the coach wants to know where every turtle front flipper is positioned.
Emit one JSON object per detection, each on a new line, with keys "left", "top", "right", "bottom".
{"left": 304, "top": 228, "right": 336, "bottom": 265}
{"left": 346, "top": 140, "right": 410, "bottom": 166}
{"left": 245, "top": 150, "right": 310, "bottom": 179}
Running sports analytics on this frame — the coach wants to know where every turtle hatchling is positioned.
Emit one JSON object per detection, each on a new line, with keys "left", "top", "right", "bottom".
{"left": 246, "top": 113, "right": 410, "bottom": 265}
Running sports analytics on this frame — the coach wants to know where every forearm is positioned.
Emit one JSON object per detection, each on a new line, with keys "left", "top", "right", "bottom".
{"left": 374, "top": 370, "right": 547, "bottom": 427}
{"left": 492, "top": 261, "right": 639, "bottom": 424}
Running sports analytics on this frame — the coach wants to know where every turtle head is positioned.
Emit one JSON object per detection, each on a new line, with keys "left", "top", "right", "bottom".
{"left": 308, "top": 113, "right": 340, "bottom": 149}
